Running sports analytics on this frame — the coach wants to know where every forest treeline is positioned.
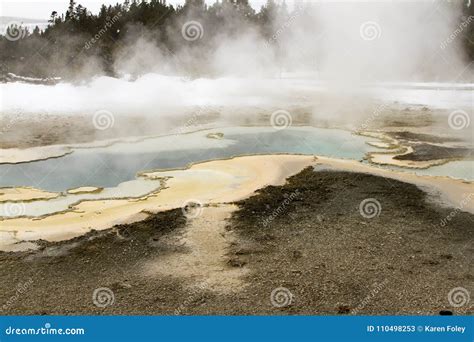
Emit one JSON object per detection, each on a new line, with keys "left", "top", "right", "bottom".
{"left": 0, "top": 0, "right": 473, "bottom": 79}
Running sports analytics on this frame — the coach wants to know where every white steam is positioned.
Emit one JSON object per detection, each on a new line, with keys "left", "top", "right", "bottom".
{"left": 0, "top": 0, "right": 471, "bottom": 118}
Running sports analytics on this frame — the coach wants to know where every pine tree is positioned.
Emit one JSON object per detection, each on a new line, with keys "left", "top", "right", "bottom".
{"left": 66, "top": 0, "right": 76, "bottom": 20}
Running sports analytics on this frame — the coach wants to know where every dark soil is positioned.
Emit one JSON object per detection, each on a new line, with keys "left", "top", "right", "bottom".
{"left": 386, "top": 131, "right": 462, "bottom": 144}
{"left": 394, "top": 144, "right": 473, "bottom": 161}
{"left": 0, "top": 169, "right": 472, "bottom": 315}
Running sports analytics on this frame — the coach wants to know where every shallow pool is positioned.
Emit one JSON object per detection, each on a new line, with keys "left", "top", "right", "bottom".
{"left": 0, "top": 126, "right": 377, "bottom": 192}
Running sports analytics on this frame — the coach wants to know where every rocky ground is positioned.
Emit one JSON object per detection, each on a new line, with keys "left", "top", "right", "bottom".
{"left": 0, "top": 168, "right": 472, "bottom": 315}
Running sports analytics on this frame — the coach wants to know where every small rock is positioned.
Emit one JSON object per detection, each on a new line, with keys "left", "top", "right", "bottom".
{"left": 292, "top": 250, "right": 303, "bottom": 260}
{"left": 337, "top": 305, "right": 351, "bottom": 314}
{"left": 112, "top": 281, "right": 132, "bottom": 289}
{"left": 440, "top": 254, "right": 453, "bottom": 260}
{"left": 227, "top": 258, "right": 246, "bottom": 268}
{"left": 439, "top": 310, "right": 453, "bottom": 316}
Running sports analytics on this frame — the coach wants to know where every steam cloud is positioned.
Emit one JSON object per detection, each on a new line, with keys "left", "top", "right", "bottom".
{"left": 0, "top": 0, "right": 471, "bottom": 119}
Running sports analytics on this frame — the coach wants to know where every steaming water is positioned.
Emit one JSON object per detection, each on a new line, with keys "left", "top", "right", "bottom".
{"left": 1, "top": 76, "right": 472, "bottom": 115}
{"left": 0, "top": 126, "right": 381, "bottom": 217}
{"left": 0, "top": 126, "right": 374, "bottom": 192}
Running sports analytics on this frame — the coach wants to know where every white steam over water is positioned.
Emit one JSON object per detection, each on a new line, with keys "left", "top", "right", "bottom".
{"left": 1, "top": 75, "right": 310, "bottom": 115}
{"left": 1, "top": 1, "right": 472, "bottom": 117}
{"left": 1, "top": 75, "right": 473, "bottom": 117}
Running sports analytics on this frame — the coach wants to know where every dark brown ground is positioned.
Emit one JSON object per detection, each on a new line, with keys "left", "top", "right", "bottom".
{"left": 0, "top": 169, "right": 472, "bottom": 315}
{"left": 394, "top": 144, "right": 473, "bottom": 161}
{"left": 386, "top": 131, "right": 462, "bottom": 144}
{"left": 382, "top": 131, "right": 474, "bottom": 162}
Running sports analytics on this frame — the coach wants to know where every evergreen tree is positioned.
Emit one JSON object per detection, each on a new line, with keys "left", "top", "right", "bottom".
{"left": 66, "top": 0, "right": 77, "bottom": 20}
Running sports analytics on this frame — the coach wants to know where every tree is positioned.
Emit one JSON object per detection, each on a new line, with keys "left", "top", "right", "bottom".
{"left": 0, "top": 0, "right": 471, "bottom": 80}
{"left": 32, "top": 26, "right": 41, "bottom": 36}
{"left": 66, "top": 0, "right": 77, "bottom": 20}
{"left": 48, "top": 11, "right": 58, "bottom": 24}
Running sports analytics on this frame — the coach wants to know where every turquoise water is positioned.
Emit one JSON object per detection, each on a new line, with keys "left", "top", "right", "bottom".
{"left": 0, "top": 126, "right": 471, "bottom": 197}
{"left": 0, "top": 127, "right": 376, "bottom": 192}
